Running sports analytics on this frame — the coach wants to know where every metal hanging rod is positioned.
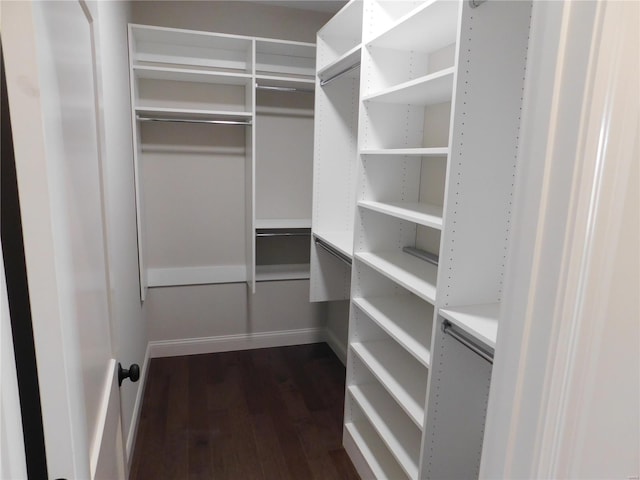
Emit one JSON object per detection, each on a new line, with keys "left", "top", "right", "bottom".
{"left": 320, "top": 62, "right": 361, "bottom": 87}
{"left": 442, "top": 320, "right": 494, "bottom": 364}
{"left": 469, "top": 0, "right": 487, "bottom": 8}
{"left": 256, "top": 231, "right": 311, "bottom": 237}
{"left": 403, "top": 246, "right": 439, "bottom": 266}
{"left": 255, "top": 83, "right": 314, "bottom": 94}
{"left": 314, "top": 237, "right": 352, "bottom": 266}
{"left": 137, "top": 115, "right": 252, "bottom": 126}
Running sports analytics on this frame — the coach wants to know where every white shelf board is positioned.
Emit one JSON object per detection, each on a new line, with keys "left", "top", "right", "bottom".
{"left": 353, "top": 295, "right": 433, "bottom": 367}
{"left": 133, "top": 65, "right": 252, "bottom": 85}
{"left": 362, "top": 67, "right": 455, "bottom": 106}
{"left": 344, "top": 421, "right": 408, "bottom": 480}
{"left": 318, "top": 0, "right": 363, "bottom": 42}
{"left": 356, "top": 251, "right": 437, "bottom": 304}
{"left": 255, "top": 74, "right": 315, "bottom": 88}
{"left": 358, "top": 200, "right": 443, "bottom": 230}
{"left": 317, "top": 44, "right": 361, "bottom": 84}
{"left": 360, "top": 147, "right": 449, "bottom": 157}
{"left": 439, "top": 302, "right": 500, "bottom": 349}
{"left": 352, "top": 341, "right": 426, "bottom": 428}
{"left": 349, "top": 384, "right": 420, "bottom": 480}
{"left": 135, "top": 106, "right": 252, "bottom": 122}
{"left": 313, "top": 231, "right": 353, "bottom": 259}
{"left": 368, "top": 0, "right": 459, "bottom": 53}
{"left": 255, "top": 263, "right": 310, "bottom": 282}
{"left": 255, "top": 219, "right": 311, "bottom": 229}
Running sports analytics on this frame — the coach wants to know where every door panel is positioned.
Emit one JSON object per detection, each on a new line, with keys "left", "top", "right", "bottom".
{"left": 2, "top": 1, "right": 124, "bottom": 476}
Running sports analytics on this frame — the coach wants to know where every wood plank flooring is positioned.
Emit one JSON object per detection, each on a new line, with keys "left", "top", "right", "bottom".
{"left": 130, "top": 343, "right": 360, "bottom": 480}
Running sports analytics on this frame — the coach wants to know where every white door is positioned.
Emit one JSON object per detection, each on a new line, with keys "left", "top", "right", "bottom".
{"left": 2, "top": 1, "right": 125, "bottom": 478}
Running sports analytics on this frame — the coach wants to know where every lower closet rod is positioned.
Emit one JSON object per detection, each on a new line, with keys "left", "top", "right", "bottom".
{"left": 442, "top": 320, "right": 494, "bottom": 364}
{"left": 137, "top": 115, "right": 252, "bottom": 126}
{"left": 256, "top": 83, "right": 314, "bottom": 94}
{"left": 314, "top": 237, "right": 352, "bottom": 266}
{"left": 256, "top": 232, "right": 311, "bottom": 237}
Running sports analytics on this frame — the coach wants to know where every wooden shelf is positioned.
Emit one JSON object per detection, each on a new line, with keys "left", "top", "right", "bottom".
{"left": 363, "top": 67, "right": 455, "bottom": 106}
{"left": 355, "top": 251, "right": 437, "bottom": 304}
{"left": 352, "top": 340, "right": 427, "bottom": 428}
{"left": 317, "top": 44, "right": 361, "bottom": 85}
{"left": 313, "top": 231, "right": 353, "bottom": 259}
{"left": 349, "top": 384, "right": 420, "bottom": 480}
{"left": 358, "top": 200, "right": 443, "bottom": 230}
{"left": 439, "top": 303, "right": 500, "bottom": 349}
{"left": 360, "top": 147, "right": 449, "bottom": 157}
{"left": 367, "top": 1, "right": 459, "bottom": 53}
{"left": 353, "top": 295, "right": 433, "bottom": 367}
{"left": 255, "top": 264, "right": 310, "bottom": 282}
{"left": 345, "top": 421, "right": 409, "bottom": 480}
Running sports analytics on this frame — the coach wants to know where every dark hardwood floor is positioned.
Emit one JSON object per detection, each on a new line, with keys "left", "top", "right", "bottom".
{"left": 130, "top": 343, "right": 360, "bottom": 479}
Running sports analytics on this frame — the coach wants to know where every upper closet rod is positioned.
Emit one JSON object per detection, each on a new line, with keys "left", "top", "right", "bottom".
{"left": 137, "top": 115, "right": 252, "bottom": 126}
{"left": 255, "top": 83, "right": 314, "bottom": 94}
{"left": 442, "top": 320, "right": 494, "bottom": 364}
{"left": 320, "top": 62, "right": 361, "bottom": 87}
{"left": 314, "top": 237, "right": 352, "bottom": 266}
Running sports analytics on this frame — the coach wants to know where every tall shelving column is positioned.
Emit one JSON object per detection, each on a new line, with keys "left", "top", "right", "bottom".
{"left": 344, "top": 1, "right": 459, "bottom": 478}
{"left": 309, "top": 0, "right": 363, "bottom": 302}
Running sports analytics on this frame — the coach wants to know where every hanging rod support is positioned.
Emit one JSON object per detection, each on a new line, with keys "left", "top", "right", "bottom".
{"left": 137, "top": 115, "right": 252, "bottom": 126}
{"left": 442, "top": 320, "right": 494, "bottom": 364}
{"left": 314, "top": 236, "right": 352, "bottom": 266}
{"left": 469, "top": 0, "right": 487, "bottom": 8}
{"left": 256, "top": 83, "right": 314, "bottom": 94}
{"left": 320, "top": 62, "right": 361, "bottom": 87}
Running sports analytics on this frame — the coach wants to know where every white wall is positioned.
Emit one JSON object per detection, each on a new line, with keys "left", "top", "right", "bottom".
{"left": 132, "top": 1, "right": 333, "bottom": 346}
{"left": 95, "top": 0, "right": 148, "bottom": 464}
{"left": 131, "top": 1, "right": 333, "bottom": 43}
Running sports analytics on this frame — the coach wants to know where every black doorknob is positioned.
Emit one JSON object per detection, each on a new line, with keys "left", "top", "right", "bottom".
{"left": 118, "top": 362, "right": 140, "bottom": 386}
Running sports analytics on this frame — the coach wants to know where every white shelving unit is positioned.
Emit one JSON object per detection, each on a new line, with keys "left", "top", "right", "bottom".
{"left": 309, "top": 0, "right": 364, "bottom": 302}
{"left": 128, "top": 24, "right": 316, "bottom": 296}
{"left": 310, "top": 1, "right": 534, "bottom": 478}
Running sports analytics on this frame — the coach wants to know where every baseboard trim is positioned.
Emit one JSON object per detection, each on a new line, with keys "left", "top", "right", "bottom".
{"left": 324, "top": 327, "right": 347, "bottom": 366}
{"left": 147, "top": 327, "right": 325, "bottom": 358}
{"left": 125, "top": 343, "right": 150, "bottom": 473}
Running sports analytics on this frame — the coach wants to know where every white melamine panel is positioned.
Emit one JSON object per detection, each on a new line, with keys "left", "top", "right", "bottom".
{"left": 355, "top": 252, "right": 437, "bottom": 305}
{"left": 345, "top": 421, "right": 408, "bottom": 480}
{"left": 255, "top": 219, "right": 311, "bottom": 229}
{"left": 147, "top": 265, "right": 247, "bottom": 287}
{"left": 363, "top": 0, "right": 423, "bottom": 42}
{"left": 317, "top": 45, "right": 361, "bottom": 84}
{"left": 358, "top": 200, "right": 443, "bottom": 230}
{"left": 349, "top": 384, "right": 420, "bottom": 479}
{"left": 313, "top": 231, "right": 354, "bottom": 258}
{"left": 255, "top": 39, "right": 315, "bottom": 79}
{"left": 360, "top": 147, "right": 448, "bottom": 156}
{"left": 133, "top": 65, "right": 252, "bottom": 84}
{"left": 353, "top": 295, "right": 433, "bottom": 366}
{"left": 255, "top": 264, "right": 310, "bottom": 282}
{"left": 352, "top": 340, "right": 427, "bottom": 427}
{"left": 439, "top": 303, "right": 499, "bottom": 349}
{"left": 316, "top": 0, "right": 363, "bottom": 70}
{"left": 368, "top": 0, "right": 459, "bottom": 53}
{"left": 135, "top": 106, "right": 252, "bottom": 121}
{"left": 363, "top": 67, "right": 454, "bottom": 105}
{"left": 130, "top": 24, "right": 253, "bottom": 73}
{"left": 422, "top": 316, "right": 493, "bottom": 479}
{"left": 136, "top": 81, "right": 251, "bottom": 113}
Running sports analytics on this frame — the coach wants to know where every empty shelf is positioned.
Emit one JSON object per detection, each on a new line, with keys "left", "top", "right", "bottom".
{"left": 356, "top": 251, "right": 437, "bottom": 304}
{"left": 353, "top": 295, "right": 433, "bottom": 367}
{"left": 345, "top": 421, "right": 408, "bottom": 480}
{"left": 363, "top": 67, "right": 455, "bottom": 106}
{"left": 317, "top": 44, "right": 361, "bottom": 85}
{"left": 349, "top": 384, "right": 420, "bottom": 480}
{"left": 255, "top": 219, "right": 311, "bottom": 229}
{"left": 358, "top": 200, "right": 443, "bottom": 230}
{"left": 313, "top": 231, "right": 353, "bottom": 259}
{"left": 133, "top": 65, "right": 252, "bottom": 85}
{"left": 255, "top": 264, "right": 310, "bottom": 282}
{"left": 360, "top": 147, "right": 449, "bottom": 157}
{"left": 439, "top": 302, "right": 500, "bottom": 349}
{"left": 135, "top": 106, "right": 252, "bottom": 123}
{"left": 352, "top": 340, "right": 427, "bottom": 427}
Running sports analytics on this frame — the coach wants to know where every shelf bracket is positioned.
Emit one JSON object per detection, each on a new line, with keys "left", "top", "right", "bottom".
{"left": 442, "top": 320, "right": 494, "bottom": 364}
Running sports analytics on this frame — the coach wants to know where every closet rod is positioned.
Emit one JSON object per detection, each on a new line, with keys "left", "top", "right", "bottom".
{"left": 256, "top": 232, "right": 311, "bottom": 237}
{"left": 320, "top": 62, "right": 361, "bottom": 87}
{"left": 137, "top": 115, "right": 252, "bottom": 126}
{"left": 442, "top": 320, "right": 494, "bottom": 364}
{"left": 255, "top": 83, "right": 314, "bottom": 94}
{"left": 314, "top": 237, "right": 352, "bottom": 266}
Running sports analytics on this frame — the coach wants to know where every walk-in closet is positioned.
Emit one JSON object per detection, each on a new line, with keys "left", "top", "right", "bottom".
{"left": 2, "top": 0, "right": 637, "bottom": 479}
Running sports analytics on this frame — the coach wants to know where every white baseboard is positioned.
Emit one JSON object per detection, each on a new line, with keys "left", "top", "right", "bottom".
{"left": 125, "top": 343, "right": 150, "bottom": 473}
{"left": 148, "top": 327, "right": 325, "bottom": 358}
{"left": 324, "top": 327, "right": 347, "bottom": 366}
